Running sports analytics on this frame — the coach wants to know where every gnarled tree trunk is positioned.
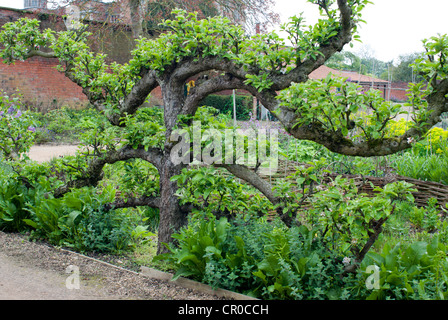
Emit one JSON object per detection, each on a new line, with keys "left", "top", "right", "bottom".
{"left": 157, "top": 155, "right": 188, "bottom": 253}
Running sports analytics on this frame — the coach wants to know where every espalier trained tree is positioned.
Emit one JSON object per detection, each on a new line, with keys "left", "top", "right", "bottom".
{"left": 1, "top": 0, "right": 448, "bottom": 254}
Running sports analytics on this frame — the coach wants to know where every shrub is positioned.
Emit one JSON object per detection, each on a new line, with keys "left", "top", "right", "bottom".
{"left": 25, "top": 185, "right": 143, "bottom": 253}
{"left": 160, "top": 208, "right": 448, "bottom": 300}
{"left": 158, "top": 177, "right": 421, "bottom": 300}
{"left": 0, "top": 92, "right": 37, "bottom": 159}
{"left": 0, "top": 168, "right": 35, "bottom": 232}
{"left": 157, "top": 213, "right": 357, "bottom": 299}
{"left": 0, "top": 161, "right": 50, "bottom": 232}
{"left": 418, "top": 127, "right": 448, "bottom": 155}
{"left": 32, "top": 106, "right": 108, "bottom": 144}
{"left": 409, "top": 198, "right": 441, "bottom": 233}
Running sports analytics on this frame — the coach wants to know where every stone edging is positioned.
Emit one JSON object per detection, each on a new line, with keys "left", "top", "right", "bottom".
{"left": 139, "top": 266, "right": 259, "bottom": 301}
{"left": 58, "top": 247, "right": 258, "bottom": 300}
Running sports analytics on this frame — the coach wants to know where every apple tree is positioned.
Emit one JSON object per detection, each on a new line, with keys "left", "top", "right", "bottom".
{"left": 1, "top": 0, "right": 447, "bottom": 254}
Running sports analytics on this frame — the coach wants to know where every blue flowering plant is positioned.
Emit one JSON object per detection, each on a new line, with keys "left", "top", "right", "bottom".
{"left": 0, "top": 92, "right": 37, "bottom": 160}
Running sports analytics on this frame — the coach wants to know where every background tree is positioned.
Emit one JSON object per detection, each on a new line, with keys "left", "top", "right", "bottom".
{"left": 325, "top": 47, "right": 390, "bottom": 78}
{"left": 143, "top": 0, "right": 280, "bottom": 34}
{"left": 325, "top": 50, "right": 365, "bottom": 72}
{"left": 47, "top": 0, "right": 280, "bottom": 38}
{"left": 2, "top": 0, "right": 448, "bottom": 257}
{"left": 384, "top": 52, "right": 423, "bottom": 82}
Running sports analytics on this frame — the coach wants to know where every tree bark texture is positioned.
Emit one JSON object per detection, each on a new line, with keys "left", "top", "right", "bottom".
{"left": 157, "top": 155, "right": 188, "bottom": 253}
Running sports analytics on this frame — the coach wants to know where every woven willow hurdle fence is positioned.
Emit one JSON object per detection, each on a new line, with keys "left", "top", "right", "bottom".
{"left": 321, "top": 172, "right": 448, "bottom": 208}
{"left": 259, "top": 159, "right": 448, "bottom": 209}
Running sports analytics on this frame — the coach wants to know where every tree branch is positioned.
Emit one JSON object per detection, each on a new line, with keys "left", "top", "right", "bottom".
{"left": 182, "top": 73, "right": 243, "bottom": 115}
{"left": 54, "top": 145, "right": 163, "bottom": 197}
{"left": 215, "top": 163, "right": 300, "bottom": 227}
{"left": 171, "top": 56, "right": 251, "bottom": 85}
{"left": 26, "top": 50, "right": 57, "bottom": 59}
{"left": 215, "top": 163, "right": 278, "bottom": 204}
{"left": 253, "top": 75, "right": 448, "bottom": 158}
{"left": 268, "top": 0, "right": 355, "bottom": 91}
{"left": 113, "top": 69, "right": 159, "bottom": 124}
{"left": 344, "top": 205, "right": 395, "bottom": 274}
{"left": 103, "top": 195, "right": 161, "bottom": 211}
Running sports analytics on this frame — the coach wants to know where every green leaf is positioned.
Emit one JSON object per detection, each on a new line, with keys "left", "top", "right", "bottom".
{"left": 215, "top": 217, "right": 228, "bottom": 242}
{"left": 66, "top": 210, "right": 82, "bottom": 228}
{"left": 177, "top": 251, "right": 201, "bottom": 265}
{"left": 253, "top": 270, "right": 266, "bottom": 282}
{"left": 23, "top": 219, "right": 38, "bottom": 229}
{"left": 171, "top": 267, "right": 197, "bottom": 281}
{"left": 205, "top": 245, "right": 222, "bottom": 258}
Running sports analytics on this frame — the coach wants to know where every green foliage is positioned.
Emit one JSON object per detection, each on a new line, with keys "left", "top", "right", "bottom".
{"left": 159, "top": 180, "right": 448, "bottom": 300}
{"left": 325, "top": 51, "right": 367, "bottom": 74}
{"left": 0, "top": 169, "right": 36, "bottom": 232}
{"left": 25, "top": 185, "right": 142, "bottom": 253}
{"left": 251, "top": 224, "right": 353, "bottom": 300}
{"left": 279, "top": 75, "right": 406, "bottom": 141}
{"left": 172, "top": 166, "right": 270, "bottom": 217}
{"left": 31, "top": 106, "right": 110, "bottom": 145}
{"left": 132, "top": 10, "right": 246, "bottom": 73}
{"left": 172, "top": 106, "right": 279, "bottom": 168}
{"left": 121, "top": 107, "right": 165, "bottom": 150}
{"left": 409, "top": 198, "right": 442, "bottom": 233}
{"left": 0, "top": 18, "right": 54, "bottom": 63}
{"left": 0, "top": 161, "right": 52, "bottom": 232}
{"left": 111, "top": 159, "right": 160, "bottom": 199}
{"left": 0, "top": 155, "right": 155, "bottom": 254}
{"left": 306, "top": 177, "right": 416, "bottom": 256}
{"left": 272, "top": 160, "right": 327, "bottom": 219}
{"left": 359, "top": 236, "right": 448, "bottom": 300}
{"left": 156, "top": 215, "right": 230, "bottom": 281}
{"left": 414, "top": 34, "right": 448, "bottom": 83}
{"left": 158, "top": 214, "right": 358, "bottom": 299}
{"left": 391, "top": 150, "right": 448, "bottom": 185}
{"left": 76, "top": 111, "right": 121, "bottom": 152}
{"left": 282, "top": 139, "right": 325, "bottom": 163}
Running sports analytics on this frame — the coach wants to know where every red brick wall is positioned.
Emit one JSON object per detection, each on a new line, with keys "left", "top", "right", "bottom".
{"left": 0, "top": 56, "right": 88, "bottom": 110}
{"left": 0, "top": 7, "right": 134, "bottom": 111}
{"left": 388, "top": 82, "right": 410, "bottom": 102}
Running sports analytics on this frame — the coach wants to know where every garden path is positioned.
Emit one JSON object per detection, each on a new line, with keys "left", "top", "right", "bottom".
{"left": 0, "top": 145, "right": 218, "bottom": 300}
{"left": 28, "top": 144, "right": 79, "bottom": 163}
{"left": 0, "top": 231, "right": 218, "bottom": 300}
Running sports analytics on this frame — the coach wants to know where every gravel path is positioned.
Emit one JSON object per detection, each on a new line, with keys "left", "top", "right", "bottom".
{"left": 28, "top": 144, "right": 79, "bottom": 163}
{"left": 0, "top": 145, "right": 219, "bottom": 300}
{"left": 0, "top": 231, "right": 219, "bottom": 300}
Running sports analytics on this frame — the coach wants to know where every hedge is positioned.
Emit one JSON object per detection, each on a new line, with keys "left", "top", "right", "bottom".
{"left": 199, "top": 94, "right": 252, "bottom": 121}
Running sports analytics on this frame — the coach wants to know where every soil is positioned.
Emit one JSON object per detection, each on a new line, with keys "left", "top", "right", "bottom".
{"left": 0, "top": 145, "right": 219, "bottom": 300}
